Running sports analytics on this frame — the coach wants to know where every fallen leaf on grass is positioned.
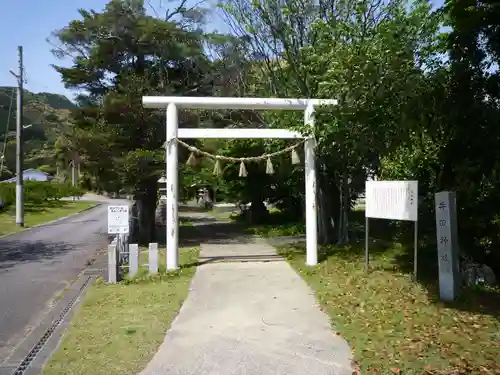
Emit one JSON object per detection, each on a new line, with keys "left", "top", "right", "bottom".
{"left": 423, "top": 365, "right": 438, "bottom": 374}
{"left": 279, "top": 243, "right": 500, "bottom": 375}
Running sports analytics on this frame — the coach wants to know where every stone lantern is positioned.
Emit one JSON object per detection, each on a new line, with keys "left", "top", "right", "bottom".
{"left": 158, "top": 175, "right": 167, "bottom": 201}
{"left": 156, "top": 175, "right": 167, "bottom": 226}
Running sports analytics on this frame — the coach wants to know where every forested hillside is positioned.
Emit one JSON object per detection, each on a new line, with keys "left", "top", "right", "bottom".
{"left": 0, "top": 87, "right": 76, "bottom": 179}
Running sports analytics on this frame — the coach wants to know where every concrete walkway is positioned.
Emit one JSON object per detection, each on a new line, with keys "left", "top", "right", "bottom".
{"left": 139, "top": 237, "right": 352, "bottom": 375}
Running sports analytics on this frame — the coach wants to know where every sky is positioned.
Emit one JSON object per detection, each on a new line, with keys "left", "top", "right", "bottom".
{"left": 0, "top": 0, "right": 444, "bottom": 100}
{"left": 0, "top": 0, "right": 226, "bottom": 100}
{"left": 0, "top": 0, "right": 106, "bottom": 99}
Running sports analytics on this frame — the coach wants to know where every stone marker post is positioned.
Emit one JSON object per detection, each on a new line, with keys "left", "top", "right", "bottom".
{"left": 435, "top": 191, "right": 460, "bottom": 301}
{"left": 108, "top": 243, "right": 118, "bottom": 283}
{"left": 129, "top": 244, "right": 139, "bottom": 277}
{"left": 149, "top": 242, "right": 159, "bottom": 274}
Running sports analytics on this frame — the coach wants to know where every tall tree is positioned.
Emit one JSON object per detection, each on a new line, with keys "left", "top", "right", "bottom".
{"left": 50, "top": 0, "right": 212, "bottom": 242}
{"left": 380, "top": 0, "right": 500, "bottom": 274}
{"left": 219, "top": 0, "right": 443, "bottom": 243}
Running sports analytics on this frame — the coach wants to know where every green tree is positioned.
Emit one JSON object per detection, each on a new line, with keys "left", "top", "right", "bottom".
{"left": 382, "top": 0, "right": 500, "bottom": 274}
{"left": 219, "top": 0, "right": 443, "bottom": 243}
{"left": 50, "top": 0, "right": 212, "bottom": 242}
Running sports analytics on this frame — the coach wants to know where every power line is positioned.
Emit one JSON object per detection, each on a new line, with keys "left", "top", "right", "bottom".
{"left": 0, "top": 87, "right": 15, "bottom": 176}
{"left": 0, "top": 57, "right": 46, "bottom": 179}
{"left": 0, "top": 89, "right": 15, "bottom": 103}
{"left": 20, "top": 65, "right": 55, "bottom": 128}
{"left": 0, "top": 58, "right": 28, "bottom": 176}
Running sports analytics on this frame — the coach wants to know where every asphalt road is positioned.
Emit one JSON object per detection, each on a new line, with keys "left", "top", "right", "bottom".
{"left": 0, "top": 197, "right": 128, "bottom": 361}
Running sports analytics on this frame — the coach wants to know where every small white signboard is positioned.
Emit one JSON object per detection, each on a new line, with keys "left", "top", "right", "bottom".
{"left": 107, "top": 205, "right": 129, "bottom": 234}
{"left": 364, "top": 180, "right": 419, "bottom": 278}
{"left": 365, "top": 180, "right": 418, "bottom": 222}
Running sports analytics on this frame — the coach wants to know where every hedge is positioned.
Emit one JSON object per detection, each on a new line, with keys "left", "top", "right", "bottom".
{"left": 0, "top": 181, "right": 85, "bottom": 212}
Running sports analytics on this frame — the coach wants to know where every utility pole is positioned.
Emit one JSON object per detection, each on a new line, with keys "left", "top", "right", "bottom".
{"left": 71, "top": 160, "right": 76, "bottom": 187}
{"left": 71, "top": 160, "right": 76, "bottom": 201}
{"left": 9, "top": 46, "right": 24, "bottom": 227}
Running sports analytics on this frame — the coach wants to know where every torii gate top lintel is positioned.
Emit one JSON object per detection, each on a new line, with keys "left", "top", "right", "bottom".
{"left": 142, "top": 96, "right": 338, "bottom": 110}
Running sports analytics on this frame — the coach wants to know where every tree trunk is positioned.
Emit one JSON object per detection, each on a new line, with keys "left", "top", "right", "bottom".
{"left": 249, "top": 198, "right": 269, "bottom": 224}
{"left": 136, "top": 180, "right": 158, "bottom": 245}
{"left": 337, "top": 171, "right": 350, "bottom": 245}
{"left": 317, "top": 171, "right": 339, "bottom": 244}
{"left": 129, "top": 202, "right": 139, "bottom": 242}
{"left": 317, "top": 187, "right": 332, "bottom": 244}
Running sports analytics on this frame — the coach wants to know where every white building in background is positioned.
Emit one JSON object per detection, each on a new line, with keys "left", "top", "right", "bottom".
{"left": 1, "top": 169, "right": 53, "bottom": 182}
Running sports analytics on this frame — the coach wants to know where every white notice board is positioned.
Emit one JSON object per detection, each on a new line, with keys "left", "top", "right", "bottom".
{"left": 365, "top": 180, "right": 418, "bottom": 221}
{"left": 108, "top": 205, "right": 130, "bottom": 234}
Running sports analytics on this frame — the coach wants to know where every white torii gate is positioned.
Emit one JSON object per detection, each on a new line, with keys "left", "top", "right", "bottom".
{"left": 142, "top": 96, "right": 338, "bottom": 270}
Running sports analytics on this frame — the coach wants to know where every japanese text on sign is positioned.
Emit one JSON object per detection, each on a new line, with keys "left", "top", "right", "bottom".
{"left": 365, "top": 180, "right": 418, "bottom": 221}
{"left": 440, "top": 236, "right": 449, "bottom": 245}
{"left": 437, "top": 201, "right": 447, "bottom": 211}
{"left": 108, "top": 205, "right": 129, "bottom": 234}
{"left": 434, "top": 191, "right": 459, "bottom": 299}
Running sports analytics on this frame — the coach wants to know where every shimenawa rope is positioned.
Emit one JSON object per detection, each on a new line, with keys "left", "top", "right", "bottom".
{"left": 168, "top": 138, "right": 304, "bottom": 177}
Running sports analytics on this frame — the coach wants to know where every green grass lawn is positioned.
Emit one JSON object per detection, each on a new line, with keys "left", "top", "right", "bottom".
{"left": 279, "top": 241, "right": 500, "bottom": 374}
{"left": 179, "top": 217, "right": 193, "bottom": 226}
{"left": 0, "top": 200, "right": 98, "bottom": 236}
{"left": 42, "top": 247, "right": 199, "bottom": 375}
{"left": 247, "top": 222, "right": 305, "bottom": 237}
{"left": 207, "top": 209, "right": 235, "bottom": 221}
{"left": 227, "top": 207, "right": 306, "bottom": 237}
{"left": 243, "top": 203, "right": 365, "bottom": 238}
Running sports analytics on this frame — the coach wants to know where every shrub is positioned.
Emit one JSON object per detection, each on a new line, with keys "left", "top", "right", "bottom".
{"left": 0, "top": 181, "right": 85, "bottom": 212}
{"left": 0, "top": 184, "right": 15, "bottom": 212}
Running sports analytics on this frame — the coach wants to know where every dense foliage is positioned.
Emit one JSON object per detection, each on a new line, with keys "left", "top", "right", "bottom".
{"left": 380, "top": 0, "right": 500, "bottom": 275}
{"left": 50, "top": 0, "right": 217, "bottom": 242}
{"left": 0, "top": 181, "right": 84, "bottom": 212}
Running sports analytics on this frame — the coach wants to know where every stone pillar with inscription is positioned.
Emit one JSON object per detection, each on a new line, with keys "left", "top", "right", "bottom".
{"left": 435, "top": 191, "right": 460, "bottom": 301}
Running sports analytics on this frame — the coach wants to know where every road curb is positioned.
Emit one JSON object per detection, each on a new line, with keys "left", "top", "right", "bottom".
{"left": 0, "top": 273, "right": 96, "bottom": 375}
{"left": 0, "top": 203, "right": 102, "bottom": 240}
